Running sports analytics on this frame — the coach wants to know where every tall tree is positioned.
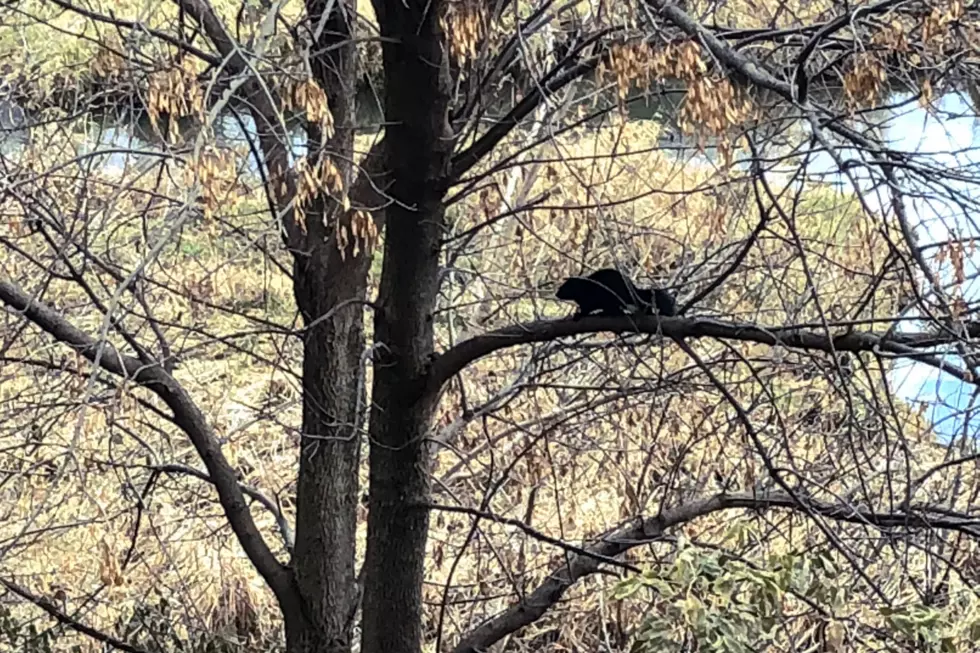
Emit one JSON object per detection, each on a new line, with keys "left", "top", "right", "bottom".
{"left": 3, "top": 1, "right": 980, "bottom": 652}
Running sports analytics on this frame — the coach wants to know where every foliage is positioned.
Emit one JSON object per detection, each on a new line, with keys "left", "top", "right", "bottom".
{"left": 617, "top": 536, "right": 980, "bottom": 652}
{"left": 0, "top": 603, "right": 60, "bottom": 653}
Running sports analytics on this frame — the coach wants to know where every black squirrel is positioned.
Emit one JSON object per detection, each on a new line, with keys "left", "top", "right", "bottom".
{"left": 556, "top": 268, "right": 677, "bottom": 319}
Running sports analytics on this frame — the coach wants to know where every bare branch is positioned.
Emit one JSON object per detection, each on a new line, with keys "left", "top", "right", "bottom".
{"left": 43, "top": 0, "right": 222, "bottom": 66}
{"left": 425, "top": 315, "right": 974, "bottom": 399}
{"left": 350, "top": 137, "right": 391, "bottom": 216}
{"left": 0, "top": 578, "right": 150, "bottom": 653}
{"left": 171, "top": 0, "right": 249, "bottom": 70}
{"left": 153, "top": 462, "right": 295, "bottom": 554}
{"left": 418, "top": 502, "right": 641, "bottom": 573}
{"left": 450, "top": 51, "right": 601, "bottom": 181}
{"left": 451, "top": 491, "right": 980, "bottom": 652}
{"left": 0, "top": 281, "right": 295, "bottom": 603}
{"left": 172, "top": 0, "right": 305, "bottom": 251}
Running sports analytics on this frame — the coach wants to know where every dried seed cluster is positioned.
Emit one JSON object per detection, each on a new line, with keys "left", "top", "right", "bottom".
{"left": 283, "top": 78, "right": 335, "bottom": 139}
{"left": 441, "top": 0, "right": 486, "bottom": 66}
{"left": 147, "top": 61, "right": 205, "bottom": 141}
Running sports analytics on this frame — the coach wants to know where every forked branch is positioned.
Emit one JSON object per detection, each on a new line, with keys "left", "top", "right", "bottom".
{"left": 0, "top": 281, "right": 295, "bottom": 604}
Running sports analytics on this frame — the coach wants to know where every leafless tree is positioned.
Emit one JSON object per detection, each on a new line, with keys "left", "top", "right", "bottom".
{"left": 2, "top": 0, "right": 980, "bottom": 652}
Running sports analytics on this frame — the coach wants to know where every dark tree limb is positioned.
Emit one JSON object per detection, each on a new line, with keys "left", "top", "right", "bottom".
{"left": 43, "top": 0, "right": 222, "bottom": 66}
{"left": 0, "top": 577, "right": 150, "bottom": 653}
{"left": 176, "top": 4, "right": 385, "bottom": 650}
{"left": 419, "top": 503, "right": 642, "bottom": 573}
{"left": 349, "top": 137, "right": 392, "bottom": 215}
{"left": 645, "top": 0, "right": 907, "bottom": 156}
{"left": 450, "top": 491, "right": 980, "bottom": 653}
{"left": 172, "top": 0, "right": 249, "bottom": 70}
{"left": 45, "top": 0, "right": 397, "bottom": 240}
{"left": 174, "top": 0, "right": 391, "bottom": 245}
{"left": 171, "top": 0, "right": 306, "bottom": 251}
{"left": 0, "top": 281, "right": 295, "bottom": 605}
{"left": 450, "top": 56, "right": 601, "bottom": 181}
{"left": 358, "top": 0, "right": 455, "bottom": 651}
{"left": 425, "top": 315, "right": 976, "bottom": 399}
{"left": 791, "top": 0, "right": 910, "bottom": 102}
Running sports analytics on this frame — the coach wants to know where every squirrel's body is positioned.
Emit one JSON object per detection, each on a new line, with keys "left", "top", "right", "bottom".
{"left": 556, "top": 268, "right": 677, "bottom": 319}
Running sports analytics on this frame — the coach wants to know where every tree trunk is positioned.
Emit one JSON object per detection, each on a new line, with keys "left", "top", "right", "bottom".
{"left": 288, "top": 248, "right": 369, "bottom": 653}
{"left": 360, "top": 1, "right": 452, "bottom": 652}
{"left": 286, "top": 2, "right": 365, "bottom": 652}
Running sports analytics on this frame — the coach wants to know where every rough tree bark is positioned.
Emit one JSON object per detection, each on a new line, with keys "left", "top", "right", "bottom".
{"left": 285, "top": 1, "right": 372, "bottom": 651}
{"left": 359, "top": 1, "right": 453, "bottom": 652}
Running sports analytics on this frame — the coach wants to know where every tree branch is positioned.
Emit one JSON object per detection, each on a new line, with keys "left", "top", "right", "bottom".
{"left": 172, "top": 0, "right": 306, "bottom": 251}
{"left": 172, "top": 0, "right": 249, "bottom": 69}
{"left": 645, "top": 0, "right": 906, "bottom": 154}
{"left": 450, "top": 490, "right": 980, "bottom": 653}
{"left": 153, "top": 462, "right": 295, "bottom": 554}
{"left": 350, "top": 137, "right": 392, "bottom": 215}
{"left": 450, "top": 48, "right": 604, "bottom": 180}
{"left": 418, "top": 503, "right": 642, "bottom": 573}
{"left": 425, "top": 315, "right": 975, "bottom": 399}
{"left": 43, "top": 0, "right": 222, "bottom": 66}
{"left": 0, "top": 578, "right": 150, "bottom": 653}
{"left": 0, "top": 281, "right": 294, "bottom": 603}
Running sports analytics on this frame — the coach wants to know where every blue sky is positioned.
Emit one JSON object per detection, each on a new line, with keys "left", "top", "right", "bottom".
{"left": 871, "top": 94, "right": 980, "bottom": 441}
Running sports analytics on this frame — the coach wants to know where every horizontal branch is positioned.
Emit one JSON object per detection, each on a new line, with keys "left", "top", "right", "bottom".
{"left": 0, "top": 281, "right": 295, "bottom": 604}
{"left": 451, "top": 490, "right": 980, "bottom": 653}
{"left": 425, "top": 315, "right": 972, "bottom": 397}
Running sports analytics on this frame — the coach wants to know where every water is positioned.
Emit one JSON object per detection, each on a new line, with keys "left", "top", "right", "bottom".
{"left": 4, "top": 90, "right": 980, "bottom": 442}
